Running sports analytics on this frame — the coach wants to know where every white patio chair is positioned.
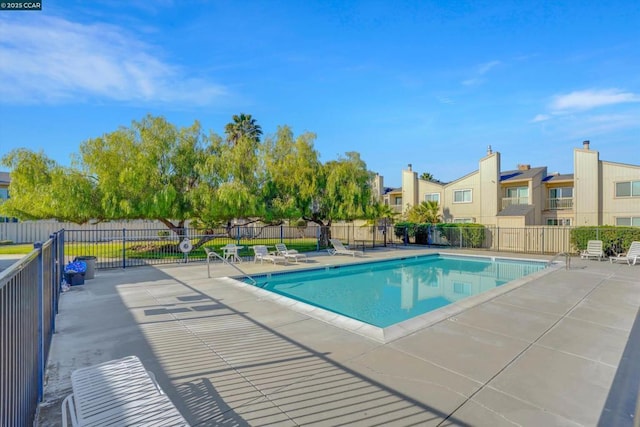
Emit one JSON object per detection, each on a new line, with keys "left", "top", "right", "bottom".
{"left": 252, "top": 245, "right": 288, "bottom": 265}
{"left": 580, "top": 240, "right": 604, "bottom": 261}
{"left": 328, "top": 239, "right": 364, "bottom": 257}
{"left": 275, "top": 243, "right": 307, "bottom": 263}
{"left": 610, "top": 241, "right": 640, "bottom": 265}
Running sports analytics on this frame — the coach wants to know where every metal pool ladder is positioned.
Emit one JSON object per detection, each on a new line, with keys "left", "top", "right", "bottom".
{"left": 548, "top": 252, "right": 571, "bottom": 270}
{"left": 204, "top": 248, "right": 257, "bottom": 285}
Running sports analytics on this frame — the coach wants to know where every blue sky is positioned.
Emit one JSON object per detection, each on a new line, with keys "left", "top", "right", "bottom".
{"left": 1, "top": 0, "right": 639, "bottom": 187}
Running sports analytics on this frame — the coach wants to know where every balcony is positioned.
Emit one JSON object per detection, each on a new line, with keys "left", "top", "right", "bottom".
{"left": 391, "top": 203, "right": 404, "bottom": 213}
{"left": 547, "top": 197, "right": 573, "bottom": 210}
{"left": 501, "top": 197, "right": 529, "bottom": 210}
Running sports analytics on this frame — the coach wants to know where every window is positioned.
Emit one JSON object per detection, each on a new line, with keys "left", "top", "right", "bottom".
{"left": 453, "top": 218, "right": 474, "bottom": 223}
{"left": 506, "top": 187, "right": 528, "bottom": 199}
{"left": 453, "top": 189, "right": 472, "bottom": 203}
{"left": 616, "top": 217, "right": 640, "bottom": 226}
{"left": 549, "top": 187, "right": 573, "bottom": 198}
{"left": 425, "top": 193, "right": 440, "bottom": 203}
{"left": 394, "top": 196, "right": 402, "bottom": 205}
{"left": 616, "top": 181, "right": 640, "bottom": 197}
{"left": 0, "top": 188, "right": 8, "bottom": 200}
{"left": 547, "top": 218, "right": 571, "bottom": 226}
{"left": 453, "top": 282, "right": 471, "bottom": 295}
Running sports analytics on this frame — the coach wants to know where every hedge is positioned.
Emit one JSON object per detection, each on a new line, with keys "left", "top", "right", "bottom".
{"left": 394, "top": 222, "right": 486, "bottom": 248}
{"left": 570, "top": 226, "right": 640, "bottom": 255}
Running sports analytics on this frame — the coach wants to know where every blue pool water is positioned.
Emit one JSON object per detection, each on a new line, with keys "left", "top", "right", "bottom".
{"left": 248, "top": 255, "right": 546, "bottom": 328}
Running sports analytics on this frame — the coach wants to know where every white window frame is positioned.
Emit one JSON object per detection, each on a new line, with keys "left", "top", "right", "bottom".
{"left": 546, "top": 218, "right": 572, "bottom": 226}
{"left": 549, "top": 187, "right": 573, "bottom": 198}
{"left": 453, "top": 218, "right": 474, "bottom": 223}
{"left": 453, "top": 282, "right": 471, "bottom": 295}
{"left": 424, "top": 193, "right": 440, "bottom": 203}
{"left": 615, "top": 180, "right": 640, "bottom": 198}
{"left": 453, "top": 189, "right": 472, "bottom": 203}
{"left": 506, "top": 186, "right": 528, "bottom": 199}
{"left": 616, "top": 217, "right": 640, "bottom": 226}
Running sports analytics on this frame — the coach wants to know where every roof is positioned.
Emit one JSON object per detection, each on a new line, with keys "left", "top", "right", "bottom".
{"left": 0, "top": 171, "right": 10, "bottom": 185}
{"left": 497, "top": 204, "right": 535, "bottom": 217}
{"left": 383, "top": 187, "right": 401, "bottom": 194}
{"left": 542, "top": 173, "right": 574, "bottom": 182}
{"left": 500, "top": 167, "right": 546, "bottom": 182}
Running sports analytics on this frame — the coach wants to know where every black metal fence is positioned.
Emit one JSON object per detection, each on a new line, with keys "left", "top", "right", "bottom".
{"left": 62, "top": 224, "right": 584, "bottom": 271}
{"left": 0, "top": 231, "right": 64, "bottom": 426}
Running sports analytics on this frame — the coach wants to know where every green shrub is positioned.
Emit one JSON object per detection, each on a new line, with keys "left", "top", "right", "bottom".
{"left": 570, "top": 226, "right": 640, "bottom": 255}
{"left": 437, "top": 223, "right": 486, "bottom": 248}
{"left": 394, "top": 221, "right": 415, "bottom": 242}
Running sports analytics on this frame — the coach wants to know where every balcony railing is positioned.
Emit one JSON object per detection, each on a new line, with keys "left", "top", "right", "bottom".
{"left": 547, "top": 197, "right": 573, "bottom": 210}
{"left": 501, "top": 197, "right": 529, "bottom": 209}
{"left": 391, "top": 204, "right": 404, "bottom": 213}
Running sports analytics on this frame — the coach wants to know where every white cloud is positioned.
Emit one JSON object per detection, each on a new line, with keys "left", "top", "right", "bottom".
{"left": 551, "top": 89, "right": 640, "bottom": 112}
{"left": 461, "top": 60, "right": 501, "bottom": 86}
{"left": 0, "top": 16, "right": 228, "bottom": 105}
{"left": 477, "top": 60, "right": 501, "bottom": 75}
{"left": 531, "top": 114, "right": 551, "bottom": 123}
{"left": 462, "top": 78, "right": 481, "bottom": 86}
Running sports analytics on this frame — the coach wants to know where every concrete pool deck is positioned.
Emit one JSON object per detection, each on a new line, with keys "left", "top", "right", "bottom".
{"left": 36, "top": 247, "right": 640, "bottom": 426}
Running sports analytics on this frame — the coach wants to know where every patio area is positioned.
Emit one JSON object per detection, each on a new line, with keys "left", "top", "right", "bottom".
{"left": 36, "top": 248, "right": 639, "bottom": 426}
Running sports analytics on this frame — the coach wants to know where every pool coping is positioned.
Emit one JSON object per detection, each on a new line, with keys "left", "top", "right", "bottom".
{"left": 223, "top": 252, "right": 564, "bottom": 343}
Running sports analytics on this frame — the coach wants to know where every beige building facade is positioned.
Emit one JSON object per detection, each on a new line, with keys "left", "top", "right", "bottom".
{"left": 374, "top": 141, "right": 640, "bottom": 227}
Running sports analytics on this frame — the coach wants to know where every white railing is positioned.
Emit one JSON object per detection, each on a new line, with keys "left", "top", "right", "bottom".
{"left": 547, "top": 197, "right": 573, "bottom": 210}
{"left": 501, "top": 197, "right": 529, "bottom": 209}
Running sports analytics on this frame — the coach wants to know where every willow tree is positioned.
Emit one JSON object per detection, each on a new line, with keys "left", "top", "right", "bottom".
{"left": 264, "top": 129, "right": 374, "bottom": 244}
{"left": 78, "top": 114, "right": 208, "bottom": 238}
{"left": 262, "top": 125, "right": 322, "bottom": 222}
{"left": 190, "top": 125, "right": 266, "bottom": 237}
{"left": 0, "top": 149, "right": 98, "bottom": 223}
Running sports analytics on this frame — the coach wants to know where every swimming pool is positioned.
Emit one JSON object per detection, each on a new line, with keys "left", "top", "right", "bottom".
{"left": 233, "top": 253, "right": 553, "bottom": 342}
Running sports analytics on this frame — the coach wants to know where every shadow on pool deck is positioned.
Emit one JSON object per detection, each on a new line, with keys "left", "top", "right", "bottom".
{"left": 36, "top": 248, "right": 639, "bottom": 426}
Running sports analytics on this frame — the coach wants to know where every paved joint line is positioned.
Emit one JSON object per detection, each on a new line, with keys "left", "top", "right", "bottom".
{"left": 437, "top": 271, "right": 616, "bottom": 426}
{"left": 139, "top": 284, "right": 301, "bottom": 426}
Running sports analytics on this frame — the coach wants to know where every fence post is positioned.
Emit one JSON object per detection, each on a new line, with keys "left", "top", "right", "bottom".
{"left": 460, "top": 227, "right": 463, "bottom": 248}
{"left": 49, "top": 233, "right": 58, "bottom": 332}
{"left": 316, "top": 226, "right": 320, "bottom": 251}
{"left": 34, "top": 241, "right": 45, "bottom": 402}
{"left": 280, "top": 225, "right": 284, "bottom": 243}
{"left": 122, "top": 228, "right": 126, "bottom": 269}
{"left": 404, "top": 226, "right": 408, "bottom": 246}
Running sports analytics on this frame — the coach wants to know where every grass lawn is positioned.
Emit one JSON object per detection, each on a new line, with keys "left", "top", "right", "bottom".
{"left": 1, "top": 238, "right": 322, "bottom": 260}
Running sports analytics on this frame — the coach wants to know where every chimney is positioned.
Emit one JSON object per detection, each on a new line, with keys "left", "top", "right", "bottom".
{"left": 583, "top": 140, "right": 590, "bottom": 150}
{"left": 517, "top": 164, "right": 531, "bottom": 171}
{"left": 408, "top": 163, "right": 412, "bottom": 171}
{"left": 487, "top": 145, "right": 492, "bottom": 155}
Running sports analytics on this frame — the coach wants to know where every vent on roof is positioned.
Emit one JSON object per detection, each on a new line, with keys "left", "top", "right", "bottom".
{"left": 517, "top": 164, "right": 531, "bottom": 171}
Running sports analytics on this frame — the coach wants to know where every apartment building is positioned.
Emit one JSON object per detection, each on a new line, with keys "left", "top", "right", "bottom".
{"left": 373, "top": 141, "right": 640, "bottom": 227}
{"left": 0, "top": 172, "right": 15, "bottom": 223}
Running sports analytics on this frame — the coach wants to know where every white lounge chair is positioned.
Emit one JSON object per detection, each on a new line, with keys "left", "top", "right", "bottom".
{"left": 610, "top": 241, "right": 640, "bottom": 265}
{"left": 580, "top": 240, "right": 604, "bottom": 261}
{"left": 328, "top": 239, "right": 364, "bottom": 257}
{"left": 252, "top": 245, "right": 288, "bottom": 265}
{"left": 275, "top": 243, "right": 307, "bottom": 263}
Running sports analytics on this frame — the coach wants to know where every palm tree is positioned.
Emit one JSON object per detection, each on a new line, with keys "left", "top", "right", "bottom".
{"left": 420, "top": 172, "right": 434, "bottom": 181}
{"left": 365, "top": 202, "right": 400, "bottom": 246}
{"left": 406, "top": 201, "right": 441, "bottom": 224}
{"left": 224, "top": 113, "right": 263, "bottom": 145}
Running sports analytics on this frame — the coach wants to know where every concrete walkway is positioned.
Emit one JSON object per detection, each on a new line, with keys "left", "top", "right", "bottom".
{"left": 36, "top": 249, "right": 639, "bottom": 426}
